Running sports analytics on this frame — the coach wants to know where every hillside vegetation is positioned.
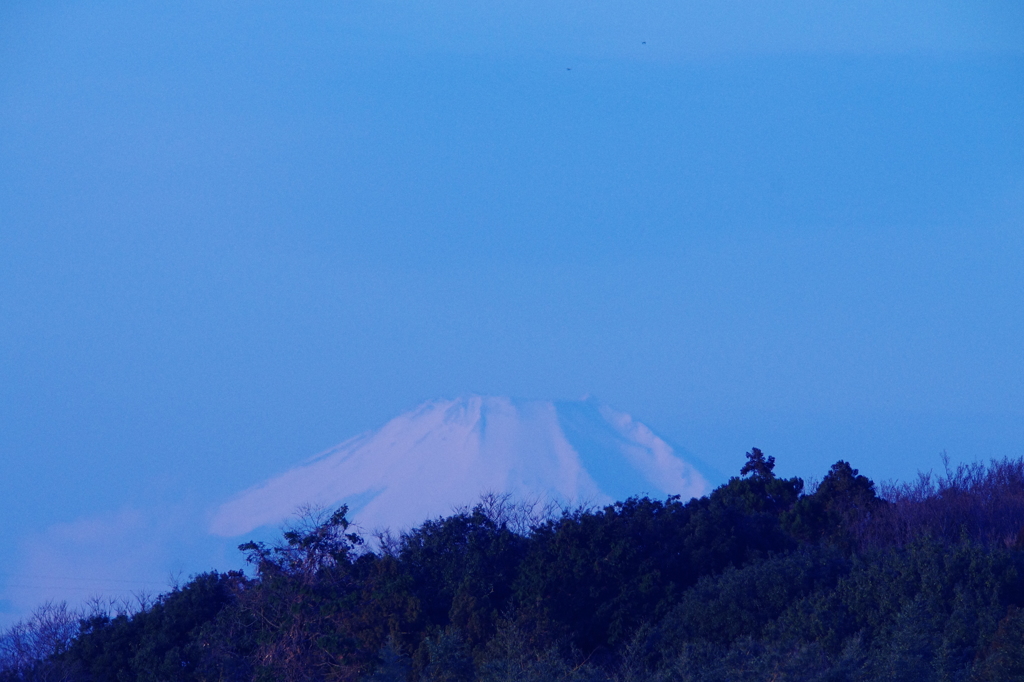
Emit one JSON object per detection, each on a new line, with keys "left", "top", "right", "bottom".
{"left": 6, "top": 450, "right": 1024, "bottom": 682}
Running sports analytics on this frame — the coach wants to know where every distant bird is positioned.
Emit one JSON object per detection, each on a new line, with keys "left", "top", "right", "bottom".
{"left": 642, "top": 41, "right": 646, "bottom": 45}
{"left": 567, "top": 67, "right": 571, "bottom": 70}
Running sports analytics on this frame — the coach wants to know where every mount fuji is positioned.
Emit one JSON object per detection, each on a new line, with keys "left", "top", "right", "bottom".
{"left": 210, "top": 396, "right": 711, "bottom": 537}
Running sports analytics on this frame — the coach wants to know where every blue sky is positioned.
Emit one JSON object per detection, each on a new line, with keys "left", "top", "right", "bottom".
{"left": 1, "top": 0, "right": 1023, "bottom": 619}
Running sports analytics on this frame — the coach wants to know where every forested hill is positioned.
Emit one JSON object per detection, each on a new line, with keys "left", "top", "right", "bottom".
{"left": 6, "top": 450, "right": 1024, "bottom": 682}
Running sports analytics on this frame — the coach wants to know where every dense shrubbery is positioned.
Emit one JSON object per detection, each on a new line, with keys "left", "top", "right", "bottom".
{"left": 6, "top": 450, "right": 1024, "bottom": 681}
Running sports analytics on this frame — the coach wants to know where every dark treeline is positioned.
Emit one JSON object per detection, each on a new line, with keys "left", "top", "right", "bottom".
{"left": 6, "top": 450, "right": 1024, "bottom": 681}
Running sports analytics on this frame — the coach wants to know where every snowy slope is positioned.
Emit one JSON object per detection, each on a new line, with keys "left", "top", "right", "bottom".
{"left": 210, "top": 396, "right": 709, "bottom": 536}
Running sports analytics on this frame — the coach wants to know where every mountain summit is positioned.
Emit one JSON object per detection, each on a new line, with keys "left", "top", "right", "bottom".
{"left": 210, "top": 396, "right": 710, "bottom": 536}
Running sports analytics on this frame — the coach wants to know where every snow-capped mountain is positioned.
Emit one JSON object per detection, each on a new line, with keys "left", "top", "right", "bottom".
{"left": 210, "top": 396, "right": 710, "bottom": 537}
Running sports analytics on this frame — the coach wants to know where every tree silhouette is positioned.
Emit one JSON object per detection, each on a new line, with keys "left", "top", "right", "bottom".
{"left": 740, "top": 447, "right": 775, "bottom": 480}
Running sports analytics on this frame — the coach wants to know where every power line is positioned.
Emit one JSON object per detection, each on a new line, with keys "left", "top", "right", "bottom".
{"left": 3, "top": 584, "right": 158, "bottom": 593}
{"left": 0, "top": 573, "right": 167, "bottom": 586}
